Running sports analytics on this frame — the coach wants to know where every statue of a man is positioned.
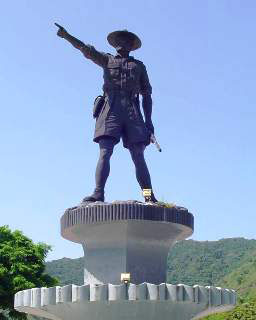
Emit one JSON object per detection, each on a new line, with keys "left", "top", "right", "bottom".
{"left": 56, "top": 25, "right": 158, "bottom": 203}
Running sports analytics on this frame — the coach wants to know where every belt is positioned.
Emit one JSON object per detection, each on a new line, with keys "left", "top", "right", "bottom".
{"left": 105, "top": 87, "right": 139, "bottom": 95}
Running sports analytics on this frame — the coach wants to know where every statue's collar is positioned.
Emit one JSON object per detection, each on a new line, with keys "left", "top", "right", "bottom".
{"left": 115, "top": 54, "right": 134, "bottom": 60}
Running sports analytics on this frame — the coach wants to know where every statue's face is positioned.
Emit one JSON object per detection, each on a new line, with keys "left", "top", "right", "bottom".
{"left": 116, "top": 47, "right": 130, "bottom": 56}
{"left": 115, "top": 35, "right": 133, "bottom": 53}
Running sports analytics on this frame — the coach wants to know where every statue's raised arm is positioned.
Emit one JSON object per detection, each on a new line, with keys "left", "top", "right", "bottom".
{"left": 55, "top": 23, "right": 108, "bottom": 67}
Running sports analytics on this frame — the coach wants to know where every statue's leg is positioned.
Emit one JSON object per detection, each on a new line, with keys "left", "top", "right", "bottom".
{"left": 128, "top": 143, "right": 158, "bottom": 202}
{"left": 82, "top": 137, "right": 116, "bottom": 202}
{"left": 94, "top": 137, "right": 116, "bottom": 196}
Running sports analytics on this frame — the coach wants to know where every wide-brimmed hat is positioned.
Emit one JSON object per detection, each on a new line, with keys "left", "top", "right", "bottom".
{"left": 107, "top": 30, "right": 142, "bottom": 51}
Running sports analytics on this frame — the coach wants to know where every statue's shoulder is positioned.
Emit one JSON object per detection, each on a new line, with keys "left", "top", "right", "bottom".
{"left": 133, "top": 58, "right": 143, "bottom": 64}
{"left": 132, "top": 57, "right": 146, "bottom": 67}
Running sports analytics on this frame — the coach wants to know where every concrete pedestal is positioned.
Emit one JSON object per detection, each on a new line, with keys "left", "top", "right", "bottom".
{"left": 61, "top": 202, "right": 194, "bottom": 284}
{"left": 14, "top": 201, "right": 236, "bottom": 320}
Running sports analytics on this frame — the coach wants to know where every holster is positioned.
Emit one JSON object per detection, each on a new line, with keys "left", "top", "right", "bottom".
{"left": 93, "top": 95, "right": 105, "bottom": 119}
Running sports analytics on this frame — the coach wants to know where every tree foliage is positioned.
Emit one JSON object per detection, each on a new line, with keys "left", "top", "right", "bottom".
{"left": 0, "top": 226, "right": 58, "bottom": 320}
{"left": 199, "top": 298, "right": 256, "bottom": 320}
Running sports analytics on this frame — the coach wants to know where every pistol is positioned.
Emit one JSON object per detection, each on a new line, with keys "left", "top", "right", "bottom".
{"left": 150, "top": 134, "right": 162, "bottom": 152}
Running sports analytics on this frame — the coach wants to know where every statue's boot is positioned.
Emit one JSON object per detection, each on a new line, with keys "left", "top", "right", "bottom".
{"left": 82, "top": 188, "right": 104, "bottom": 203}
{"left": 144, "top": 190, "right": 158, "bottom": 203}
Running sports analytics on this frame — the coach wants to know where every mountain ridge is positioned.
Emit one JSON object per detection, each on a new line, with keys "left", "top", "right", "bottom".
{"left": 42, "top": 238, "right": 256, "bottom": 320}
{"left": 45, "top": 237, "right": 256, "bottom": 295}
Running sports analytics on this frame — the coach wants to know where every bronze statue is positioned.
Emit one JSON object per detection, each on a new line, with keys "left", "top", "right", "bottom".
{"left": 55, "top": 24, "right": 158, "bottom": 203}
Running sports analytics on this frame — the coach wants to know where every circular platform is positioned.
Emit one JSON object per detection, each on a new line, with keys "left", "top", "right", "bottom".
{"left": 61, "top": 202, "right": 194, "bottom": 242}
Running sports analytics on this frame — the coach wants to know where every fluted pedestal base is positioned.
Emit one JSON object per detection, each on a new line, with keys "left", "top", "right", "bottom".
{"left": 14, "top": 283, "right": 236, "bottom": 320}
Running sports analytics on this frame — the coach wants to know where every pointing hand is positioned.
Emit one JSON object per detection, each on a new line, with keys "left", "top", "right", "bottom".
{"left": 55, "top": 23, "right": 68, "bottom": 38}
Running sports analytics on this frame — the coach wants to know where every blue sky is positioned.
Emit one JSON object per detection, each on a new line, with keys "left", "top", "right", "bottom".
{"left": 0, "top": 1, "right": 255, "bottom": 261}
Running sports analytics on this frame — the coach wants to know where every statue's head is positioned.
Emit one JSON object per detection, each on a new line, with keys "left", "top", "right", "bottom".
{"left": 107, "top": 30, "right": 141, "bottom": 55}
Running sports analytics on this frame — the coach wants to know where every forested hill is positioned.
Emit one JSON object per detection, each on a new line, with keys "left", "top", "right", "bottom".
{"left": 46, "top": 237, "right": 256, "bottom": 295}
{"left": 167, "top": 237, "right": 256, "bottom": 287}
{"left": 219, "top": 248, "right": 256, "bottom": 299}
{"left": 46, "top": 257, "right": 84, "bottom": 286}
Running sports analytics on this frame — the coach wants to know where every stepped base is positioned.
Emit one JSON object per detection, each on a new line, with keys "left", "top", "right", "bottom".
{"left": 14, "top": 283, "right": 236, "bottom": 320}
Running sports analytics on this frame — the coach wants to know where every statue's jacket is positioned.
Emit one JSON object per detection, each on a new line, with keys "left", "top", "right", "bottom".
{"left": 81, "top": 45, "right": 152, "bottom": 148}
